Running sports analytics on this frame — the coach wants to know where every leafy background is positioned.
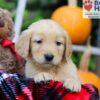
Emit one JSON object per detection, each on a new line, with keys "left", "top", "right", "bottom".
{"left": 0, "top": 0, "right": 99, "bottom": 73}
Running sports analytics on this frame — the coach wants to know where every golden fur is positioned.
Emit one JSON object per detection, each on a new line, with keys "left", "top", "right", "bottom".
{"left": 16, "top": 19, "right": 81, "bottom": 92}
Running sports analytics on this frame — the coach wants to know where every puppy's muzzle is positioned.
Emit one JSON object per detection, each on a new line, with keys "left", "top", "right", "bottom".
{"left": 44, "top": 53, "right": 54, "bottom": 62}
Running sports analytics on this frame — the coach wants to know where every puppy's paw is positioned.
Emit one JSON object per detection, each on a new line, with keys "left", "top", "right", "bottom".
{"left": 63, "top": 78, "right": 81, "bottom": 92}
{"left": 34, "top": 72, "right": 53, "bottom": 83}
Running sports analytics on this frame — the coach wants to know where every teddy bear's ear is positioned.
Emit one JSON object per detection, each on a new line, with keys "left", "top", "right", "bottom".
{"left": 3, "top": 9, "right": 12, "bottom": 17}
{"left": 15, "top": 29, "right": 32, "bottom": 59}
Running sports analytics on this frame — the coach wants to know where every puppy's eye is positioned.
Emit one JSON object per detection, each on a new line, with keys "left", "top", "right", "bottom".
{"left": 35, "top": 40, "right": 42, "bottom": 44}
{"left": 56, "top": 41, "right": 62, "bottom": 46}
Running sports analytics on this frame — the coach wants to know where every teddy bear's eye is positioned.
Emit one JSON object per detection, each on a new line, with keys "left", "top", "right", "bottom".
{"left": 0, "top": 18, "right": 4, "bottom": 27}
{"left": 56, "top": 41, "right": 62, "bottom": 46}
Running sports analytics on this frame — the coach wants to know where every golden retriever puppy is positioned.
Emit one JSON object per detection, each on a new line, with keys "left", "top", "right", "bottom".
{"left": 15, "top": 19, "right": 81, "bottom": 92}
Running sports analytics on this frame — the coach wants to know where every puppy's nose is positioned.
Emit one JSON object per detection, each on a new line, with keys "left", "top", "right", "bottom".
{"left": 44, "top": 54, "right": 54, "bottom": 62}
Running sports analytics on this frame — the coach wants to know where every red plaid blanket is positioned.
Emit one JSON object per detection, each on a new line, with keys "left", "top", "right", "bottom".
{"left": 0, "top": 70, "right": 99, "bottom": 100}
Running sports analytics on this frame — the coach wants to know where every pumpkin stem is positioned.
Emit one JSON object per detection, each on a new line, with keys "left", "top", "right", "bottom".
{"left": 68, "top": 0, "right": 77, "bottom": 6}
{"left": 79, "top": 37, "right": 92, "bottom": 72}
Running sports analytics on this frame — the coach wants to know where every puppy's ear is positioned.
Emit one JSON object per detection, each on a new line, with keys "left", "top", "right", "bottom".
{"left": 64, "top": 31, "right": 72, "bottom": 61}
{"left": 15, "top": 29, "right": 32, "bottom": 59}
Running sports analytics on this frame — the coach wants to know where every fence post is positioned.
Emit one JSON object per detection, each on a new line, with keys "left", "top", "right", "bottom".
{"left": 13, "top": 0, "right": 27, "bottom": 43}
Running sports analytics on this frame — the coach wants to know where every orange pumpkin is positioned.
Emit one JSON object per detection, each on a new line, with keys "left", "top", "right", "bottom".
{"left": 51, "top": 6, "right": 92, "bottom": 44}
{"left": 78, "top": 70, "right": 100, "bottom": 93}
{"left": 78, "top": 41, "right": 100, "bottom": 95}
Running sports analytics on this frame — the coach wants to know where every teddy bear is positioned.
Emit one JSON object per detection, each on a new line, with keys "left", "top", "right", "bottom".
{"left": 0, "top": 8, "right": 25, "bottom": 75}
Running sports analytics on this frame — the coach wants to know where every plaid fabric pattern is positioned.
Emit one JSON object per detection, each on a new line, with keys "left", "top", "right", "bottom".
{"left": 0, "top": 70, "right": 99, "bottom": 100}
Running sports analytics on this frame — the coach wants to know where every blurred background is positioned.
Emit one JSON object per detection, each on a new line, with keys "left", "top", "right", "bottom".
{"left": 0, "top": 0, "right": 100, "bottom": 94}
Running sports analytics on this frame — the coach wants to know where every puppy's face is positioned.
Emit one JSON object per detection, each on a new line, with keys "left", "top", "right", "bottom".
{"left": 16, "top": 19, "right": 72, "bottom": 68}
{"left": 31, "top": 31, "right": 65, "bottom": 66}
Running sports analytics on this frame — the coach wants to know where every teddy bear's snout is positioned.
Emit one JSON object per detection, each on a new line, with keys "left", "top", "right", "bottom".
{"left": 0, "top": 17, "right": 4, "bottom": 27}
